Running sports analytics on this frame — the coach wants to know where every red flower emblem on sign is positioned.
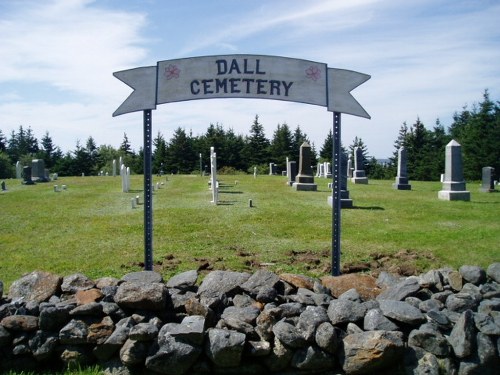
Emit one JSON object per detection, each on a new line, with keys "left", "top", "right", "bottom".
{"left": 305, "top": 65, "right": 321, "bottom": 81}
{"left": 165, "top": 64, "right": 180, "bottom": 80}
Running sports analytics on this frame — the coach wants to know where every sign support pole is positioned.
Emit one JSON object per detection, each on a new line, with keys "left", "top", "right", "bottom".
{"left": 331, "top": 111, "right": 341, "bottom": 276}
{"left": 143, "top": 109, "right": 153, "bottom": 270}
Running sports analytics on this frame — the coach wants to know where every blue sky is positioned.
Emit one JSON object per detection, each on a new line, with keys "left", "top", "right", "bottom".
{"left": 0, "top": 0, "right": 499, "bottom": 158}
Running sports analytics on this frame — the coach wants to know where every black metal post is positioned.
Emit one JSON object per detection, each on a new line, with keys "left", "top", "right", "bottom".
{"left": 332, "top": 111, "right": 342, "bottom": 276}
{"left": 143, "top": 109, "right": 153, "bottom": 270}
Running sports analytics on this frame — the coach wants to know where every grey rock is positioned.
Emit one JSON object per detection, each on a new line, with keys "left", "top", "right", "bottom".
{"left": 221, "top": 316, "right": 255, "bottom": 337}
{"left": 419, "top": 269, "right": 444, "bottom": 291}
{"left": 376, "top": 271, "right": 399, "bottom": 289}
{"left": 0, "top": 325, "right": 11, "bottom": 347}
{"left": 279, "top": 302, "right": 305, "bottom": 317}
{"left": 272, "top": 320, "right": 307, "bottom": 348}
{"left": 29, "top": 330, "right": 58, "bottom": 361}
{"left": 241, "top": 269, "right": 280, "bottom": 295}
{"left": 246, "top": 340, "right": 271, "bottom": 357}
{"left": 486, "top": 263, "right": 500, "bottom": 283}
{"left": 232, "top": 294, "right": 255, "bottom": 308}
{"left": 447, "top": 309, "right": 476, "bottom": 358}
{"left": 170, "top": 290, "right": 196, "bottom": 313}
{"left": 379, "top": 300, "right": 425, "bottom": 325}
{"left": 431, "top": 290, "right": 453, "bottom": 303}
{"left": 256, "top": 286, "right": 277, "bottom": 303}
{"left": 159, "top": 315, "right": 205, "bottom": 346}
{"left": 291, "top": 345, "right": 335, "bottom": 371}
{"left": 119, "top": 339, "right": 148, "bottom": 366}
{"left": 146, "top": 334, "right": 202, "bottom": 374}
{"left": 94, "top": 325, "right": 132, "bottom": 360}
{"left": 59, "top": 319, "right": 88, "bottom": 344}
{"left": 0, "top": 315, "right": 39, "bottom": 331}
{"left": 166, "top": 270, "right": 197, "bottom": 290}
{"left": 341, "top": 330, "right": 405, "bottom": 374}
{"left": 327, "top": 299, "right": 366, "bottom": 325}
{"left": 129, "top": 322, "right": 158, "bottom": 341}
{"left": 114, "top": 282, "right": 168, "bottom": 311}
{"left": 313, "top": 292, "right": 333, "bottom": 306}
{"left": 477, "top": 332, "right": 498, "bottom": 369}
{"left": 205, "top": 328, "right": 246, "bottom": 367}
{"left": 8, "top": 271, "right": 62, "bottom": 303}
{"left": 290, "top": 287, "right": 317, "bottom": 305}
{"left": 405, "top": 296, "right": 423, "bottom": 309}
{"left": 447, "top": 271, "right": 463, "bottom": 292}
{"left": 377, "top": 277, "right": 420, "bottom": 301}
{"left": 39, "top": 303, "right": 73, "bottom": 331}
{"left": 406, "top": 348, "right": 440, "bottom": 375}
{"left": 363, "top": 308, "right": 399, "bottom": 331}
{"left": 315, "top": 322, "right": 341, "bottom": 354}
{"left": 121, "top": 270, "right": 163, "bottom": 284}
{"left": 459, "top": 265, "right": 486, "bottom": 285}
{"left": 346, "top": 322, "right": 363, "bottom": 334}
{"left": 446, "top": 292, "right": 479, "bottom": 313}
{"left": 255, "top": 307, "right": 280, "bottom": 341}
{"left": 297, "top": 305, "right": 329, "bottom": 342}
{"left": 221, "top": 306, "right": 260, "bottom": 324}
{"left": 474, "top": 312, "right": 500, "bottom": 335}
{"left": 69, "top": 301, "right": 103, "bottom": 316}
{"left": 478, "top": 298, "right": 500, "bottom": 315}
{"left": 408, "top": 326, "right": 450, "bottom": 356}
{"left": 197, "top": 270, "right": 250, "bottom": 299}
{"left": 426, "top": 309, "right": 451, "bottom": 328}
{"left": 418, "top": 298, "right": 443, "bottom": 312}
{"left": 61, "top": 273, "right": 95, "bottom": 293}
{"left": 338, "top": 288, "right": 362, "bottom": 302}
{"left": 60, "top": 345, "right": 93, "bottom": 369}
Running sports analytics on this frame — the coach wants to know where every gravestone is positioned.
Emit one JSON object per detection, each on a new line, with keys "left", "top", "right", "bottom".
{"left": 253, "top": 166, "right": 257, "bottom": 178}
{"left": 119, "top": 157, "right": 123, "bottom": 175}
{"left": 15, "top": 161, "right": 22, "bottom": 179}
{"left": 1, "top": 181, "right": 6, "bottom": 191}
{"left": 22, "top": 166, "right": 35, "bottom": 185}
{"left": 113, "top": 159, "right": 117, "bottom": 177}
{"left": 351, "top": 147, "right": 368, "bottom": 184}
{"left": 438, "top": 140, "right": 470, "bottom": 201}
{"left": 293, "top": 142, "right": 317, "bottom": 191}
{"left": 31, "top": 159, "right": 49, "bottom": 182}
{"left": 393, "top": 147, "right": 411, "bottom": 190}
{"left": 269, "top": 163, "right": 277, "bottom": 175}
{"left": 319, "top": 163, "right": 325, "bottom": 178}
{"left": 287, "top": 160, "right": 297, "bottom": 186}
{"left": 325, "top": 162, "right": 332, "bottom": 178}
{"left": 480, "top": 167, "right": 495, "bottom": 192}
{"left": 210, "top": 147, "right": 218, "bottom": 204}
{"left": 347, "top": 156, "right": 353, "bottom": 178}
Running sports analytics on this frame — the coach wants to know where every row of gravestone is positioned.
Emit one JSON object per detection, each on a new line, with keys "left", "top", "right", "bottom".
{"left": 1, "top": 263, "right": 499, "bottom": 374}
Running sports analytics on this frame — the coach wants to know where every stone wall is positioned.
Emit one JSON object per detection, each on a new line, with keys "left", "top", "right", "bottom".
{"left": 0, "top": 264, "right": 499, "bottom": 374}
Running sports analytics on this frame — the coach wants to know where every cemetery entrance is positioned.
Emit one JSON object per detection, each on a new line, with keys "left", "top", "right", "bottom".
{"left": 113, "top": 54, "right": 370, "bottom": 275}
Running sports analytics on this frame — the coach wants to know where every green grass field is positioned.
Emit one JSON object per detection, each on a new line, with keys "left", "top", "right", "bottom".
{"left": 1, "top": 174, "right": 498, "bottom": 289}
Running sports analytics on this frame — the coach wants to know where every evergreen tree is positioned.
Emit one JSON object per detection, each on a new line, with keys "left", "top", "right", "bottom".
{"left": 319, "top": 129, "right": 333, "bottom": 160}
{"left": 291, "top": 125, "right": 309, "bottom": 160}
{"left": 96, "top": 144, "right": 120, "bottom": 174}
{"left": 242, "top": 115, "right": 270, "bottom": 168}
{"left": 6, "top": 125, "right": 39, "bottom": 162}
{"left": 0, "top": 129, "right": 7, "bottom": 152}
{"left": 269, "top": 122, "right": 293, "bottom": 169}
{"left": 38, "top": 131, "right": 59, "bottom": 168}
{"left": 166, "top": 127, "right": 197, "bottom": 173}
{"left": 0, "top": 152, "right": 15, "bottom": 178}
{"left": 85, "top": 136, "right": 99, "bottom": 174}
{"left": 152, "top": 131, "right": 168, "bottom": 174}
{"left": 119, "top": 133, "right": 133, "bottom": 155}
{"left": 224, "top": 128, "right": 246, "bottom": 171}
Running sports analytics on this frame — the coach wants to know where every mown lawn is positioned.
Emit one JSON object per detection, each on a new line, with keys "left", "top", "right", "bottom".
{"left": 1, "top": 174, "right": 498, "bottom": 288}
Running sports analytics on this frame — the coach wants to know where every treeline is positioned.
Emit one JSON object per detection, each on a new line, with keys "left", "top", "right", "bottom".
{"left": 0, "top": 92, "right": 498, "bottom": 181}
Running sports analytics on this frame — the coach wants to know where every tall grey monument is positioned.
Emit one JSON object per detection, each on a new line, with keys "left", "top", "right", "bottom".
{"left": 293, "top": 142, "right": 317, "bottom": 191}
{"left": 351, "top": 147, "right": 368, "bottom": 184}
{"left": 438, "top": 140, "right": 470, "bottom": 201}
{"left": 393, "top": 146, "right": 411, "bottom": 190}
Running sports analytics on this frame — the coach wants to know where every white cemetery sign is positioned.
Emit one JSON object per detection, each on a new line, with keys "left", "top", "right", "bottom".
{"left": 113, "top": 54, "right": 370, "bottom": 274}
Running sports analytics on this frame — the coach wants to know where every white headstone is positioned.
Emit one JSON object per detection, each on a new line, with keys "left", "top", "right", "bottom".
{"left": 16, "top": 161, "right": 22, "bottom": 179}
{"left": 113, "top": 159, "right": 117, "bottom": 177}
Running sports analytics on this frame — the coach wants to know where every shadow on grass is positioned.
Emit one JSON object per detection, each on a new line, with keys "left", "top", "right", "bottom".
{"left": 219, "top": 190, "right": 243, "bottom": 194}
{"left": 217, "top": 200, "right": 237, "bottom": 206}
{"left": 349, "top": 206, "right": 385, "bottom": 210}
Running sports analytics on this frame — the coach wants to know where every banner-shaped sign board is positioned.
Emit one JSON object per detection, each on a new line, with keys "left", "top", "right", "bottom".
{"left": 113, "top": 54, "right": 370, "bottom": 118}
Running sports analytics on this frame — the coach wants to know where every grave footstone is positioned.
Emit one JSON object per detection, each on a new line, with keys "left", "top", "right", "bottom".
{"left": 351, "top": 147, "right": 368, "bottom": 184}
{"left": 438, "top": 140, "right": 470, "bottom": 201}
{"left": 393, "top": 147, "right": 411, "bottom": 190}
{"left": 287, "top": 161, "right": 297, "bottom": 186}
{"left": 292, "top": 142, "right": 317, "bottom": 191}
{"left": 480, "top": 167, "right": 495, "bottom": 192}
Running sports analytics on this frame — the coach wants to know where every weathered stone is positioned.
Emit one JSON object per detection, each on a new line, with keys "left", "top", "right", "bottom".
{"left": 8, "top": 271, "right": 62, "bottom": 303}
{"left": 246, "top": 340, "right": 271, "bottom": 357}
{"left": 418, "top": 298, "right": 443, "bottom": 313}
{"left": 474, "top": 312, "right": 500, "bottom": 335}
{"left": 76, "top": 288, "right": 103, "bottom": 305}
{"left": 146, "top": 335, "right": 202, "bottom": 375}
{"left": 272, "top": 320, "right": 307, "bottom": 348}
{"left": 477, "top": 331, "right": 498, "bottom": 370}
{"left": 129, "top": 322, "right": 159, "bottom": 341}
{"left": 232, "top": 294, "right": 255, "bottom": 308}
{"left": 1, "top": 315, "right": 39, "bottom": 331}
{"left": 69, "top": 301, "right": 104, "bottom": 316}
{"left": 363, "top": 308, "right": 399, "bottom": 331}
{"left": 459, "top": 265, "right": 486, "bottom": 285}
{"left": 376, "top": 271, "right": 400, "bottom": 289}
{"left": 346, "top": 322, "right": 364, "bottom": 334}
{"left": 405, "top": 296, "right": 422, "bottom": 309}
{"left": 59, "top": 319, "right": 88, "bottom": 344}
{"left": 327, "top": 299, "right": 367, "bottom": 325}
{"left": 61, "top": 273, "right": 95, "bottom": 293}
{"left": 341, "top": 330, "right": 405, "bottom": 374}
{"left": 339, "top": 288, "right": 363, "bottom": 303}
{"left": 221, "top": 306, "right": 260, "bottom": 324}
{"left": 321, "top": 273, "right": 381, "bottom": 301}
{"left": 297, "top": 306, "right": 329, "bottom": 342}
{"left": 241, "top": 269, "right": 280, "bottom": 296}
{"left": 28, "top": 330, "right": 58, "bottom": 360}
{"left": 486, "top": 263, "right": 500, "bottom": 283}
{"left": 404, "top": 347, "right": 440, "bottom": 375}
{"left": 119, "top": 339, "right": 149, "bottom": 366}
{"left": 159, "top": 315, "right": 205, "bottom": 346}
{"left": 378, "top": 300, "right": 425, "bottom": 325}
{"left": 377, "top": 277, "right": 421, "bottom": 301}
{"left": 121, "top": 270, "right": 163, "bottom": 284}
{"left": 446, "top": 292, "right": 479, "bottom": 313}
{"left": 197, "top": 270, "right": 250, "bottom": 300}
{"left": 431, "top": 290, "right": 453, "bottom": 303}
{"left": 280, "top": 273, "right": 316, "bottom": 290}
{"left": 87, "top": 316, "right": 114, "bottom": 344}
{"left": 408, "top": 325, "right": 450, "bottom": 356}
{"left": 291, "top": 345, "right": 335, "bottom": 371}
{"left": 60, "top": 345, "right": 93, "bottom": 370}
{"left": 255, "top": 307, "right": 280, "bottom": 341}
{"left": 205, "top": 328, "right": 245, "bottom": 367}
{"left": 447, "top": 309, "right": 476, "bottom": 358}
{"left": 290, "top": 287, "right": 317, "bottom": 305}
{"left": 278, "top": 302, "right": 305, "bottom": 317}
{"left": 315, "top": 322, "right": 341, "bottom": 354}
{"left": 166, "top": 270, "right": 198, "bottom": 290}
{"left": 478, "top": 298, "right": 500, "bottom": 315}
{"left": 447, "top": 271, "right": 463, "bottom": 291}
{"left": 426, "top": 309, "right": 451, "bottom": 328}
{"left": 39, "top": 303, "right": 73, "bottom": 331}
{"left": 93, "top": 324, "right": 132, "bottom": 360}
{"left": 95, "top": 276, "right": 121, "bottom": 289}
{"left": 114, "top": 282, "right": 168, "bottom": 311}
{"left": 256, "top": 286, "right": 278, "bottom": 303}
{"left": 419, "top": 270, "right": 444, "bottom": 291}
